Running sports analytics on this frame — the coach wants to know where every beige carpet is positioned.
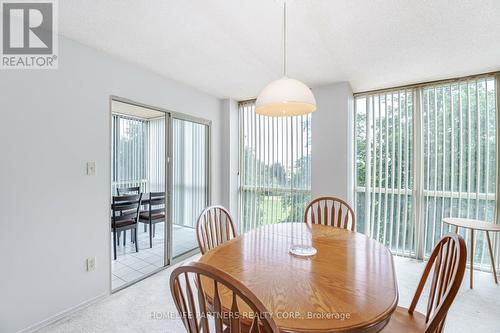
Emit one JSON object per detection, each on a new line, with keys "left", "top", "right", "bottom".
{"left": 37, "top": 256, "right": 500, "bottom": 333}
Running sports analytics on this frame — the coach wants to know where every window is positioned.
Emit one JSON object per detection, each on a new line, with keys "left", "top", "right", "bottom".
{"left": 148, "top": 117, "right": 166, "bottom": 192}
{"left": 422, "top": 79, "right": 497, "bottom": 262}
{"left": 239, "top": 101, "right": 311, "bottom": 232}
{"left": 111, "top": 114, "right": 165, "bottom": 195}
{"left": 354, "top": 89, "right": 415, "bottom": 255}
{"left": 111, "top": 114, "right": 148, "bottom": 194}
{"left": 355, "top": 75, "right": 498, "bottom": 268}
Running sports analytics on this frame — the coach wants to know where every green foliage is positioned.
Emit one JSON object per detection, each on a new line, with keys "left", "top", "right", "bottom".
{"left": 354, "top": 79, "right": 497, "bottom": 262}
{"left": 241, "top": 116, "right": 312, "bottom": 230}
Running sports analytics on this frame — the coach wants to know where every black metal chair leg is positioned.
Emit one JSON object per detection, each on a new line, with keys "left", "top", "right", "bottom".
{"left": 149, "top": 222, "right": 153, "bottom": 248}
{"left": 144, "top": 224, "right": 147, "bottom": 232}
{"left": 135, "top": 228, "right": 139, "bottom": 253}
{"left": 113, "top": 231, "right": 117, "bottom": 260}
{"left": 123, "top": 230, "right": 126, "bottom": 246}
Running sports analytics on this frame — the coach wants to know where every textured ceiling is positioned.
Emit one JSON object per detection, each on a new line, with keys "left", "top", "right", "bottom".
{"left": 59, "top": 0, "right": 500, "bottom": 100}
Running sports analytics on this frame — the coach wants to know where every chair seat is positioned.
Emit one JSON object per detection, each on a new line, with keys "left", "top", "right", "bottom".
{"left": 113, "top": 219, "right": 137, "bottom": 228}
{"left": 140, "top": 212, "right": 165, "bottom": 221}
{"left": 381, "top": 306, "right": 426, "bottom": 332}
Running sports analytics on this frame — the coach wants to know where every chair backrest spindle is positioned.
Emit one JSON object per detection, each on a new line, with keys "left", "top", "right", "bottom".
{"left": 408, "top": 233, "right": 466, "bottom": 333}
{"left": 197, "top": 206, "right": 237, "bottom": 254}
{"left": 170, "top": 262, "right": 279, "bottom": 333}
{"left": 304, "top": 197, "right": 356, "bottom": 231}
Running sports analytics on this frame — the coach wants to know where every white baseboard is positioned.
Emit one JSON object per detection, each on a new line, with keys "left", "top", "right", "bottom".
{"left": 16, "top": 293, "right": 108, "bottom": 333}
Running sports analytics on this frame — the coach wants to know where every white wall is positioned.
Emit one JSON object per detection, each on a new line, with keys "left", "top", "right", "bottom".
{"left": 0, "top": 37, "right": 222, "bottom": 333}
{"left": 311, "top": 82, "right": 354, "bottom": 203}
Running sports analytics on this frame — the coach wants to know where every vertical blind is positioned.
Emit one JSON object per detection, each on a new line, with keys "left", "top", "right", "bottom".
{"left": 111, "top": 114, "right": 165, "bottom": 195}
{"left": 148, "top": 118, "right": 166, "bottom": 192}
{"left": 355, "top": 75, "right": 499, "bottom": 270}
{"left": 112, "top": 114, "right": 210, "bottom": 230}
{"left": 172, "top": 118, "right": 209, "bottom": 229}
{"left": 111, "top": 115, "right": 149, "bottom": 194}
{"left": 354, "top": 90, "right": 415, "bottom": 256}
{"left": 422, "top": 78, "right": 497, "bottom": 265}
{"left": 239, "top": 101, "right": 311, "bottom": 232}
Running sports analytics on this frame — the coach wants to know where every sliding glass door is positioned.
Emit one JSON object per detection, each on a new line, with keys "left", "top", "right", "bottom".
{"left": 110, "top": 100, "right": 167, "bottom": 291}
{"left": 110, "top": 99, "right": 212, "bottom": 289}
{"left": 171, "top": 116, "right": 210, "bottom": 258}
{"left": 110, "top": 98, "right": 212, "bottom": 290}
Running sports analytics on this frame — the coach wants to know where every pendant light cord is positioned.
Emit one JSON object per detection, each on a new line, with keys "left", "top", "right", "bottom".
{"left": 283, "top": 0, "right": 287, "bottom": 77}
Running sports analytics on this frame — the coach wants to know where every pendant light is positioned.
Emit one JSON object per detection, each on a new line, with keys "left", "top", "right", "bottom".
{"left": 256, "top": 1, "right": 316, "bottom": 117}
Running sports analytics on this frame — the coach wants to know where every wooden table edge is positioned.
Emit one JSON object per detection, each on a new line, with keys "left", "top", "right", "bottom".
{"left": 199, "top": 226, "right": 400, "bottom": 333}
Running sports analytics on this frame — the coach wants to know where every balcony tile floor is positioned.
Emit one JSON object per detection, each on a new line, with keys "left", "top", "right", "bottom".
{"left": 112, "top": 223, "right": 198, "bottom": 290}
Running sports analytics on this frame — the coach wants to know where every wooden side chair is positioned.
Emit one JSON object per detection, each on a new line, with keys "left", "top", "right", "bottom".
{"left": 139, "top": 192, "right": 165, "bottom": 248}
{"left": 196, "top": 205, "right": 237, "bottom": 254}
{"left": 382, "top": 233, "right": 467, "bottom": 333}
{"left": 304, "top": 197, "right": 356, "bottom": 231}
{"left": 170, "top": 261, "right": 279, "bottom": 333}
{"left": 116, "top": 186, "right": 144, "bottom": 237}
{"left": 111, "top": 194, "right": 142, "bottom": 260}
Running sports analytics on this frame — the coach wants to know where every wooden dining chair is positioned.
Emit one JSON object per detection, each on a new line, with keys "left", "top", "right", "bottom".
{"left": 117, "top": 186, "right": 140, "bottom": 195}
{"left": 139, "top": 192, "right": 165, "bottom": 248}
{"left": 382, "top": 233, "right": 466, "bottom": 333}
{"left": 196, "top": 205, "right": 237, "bottom": 254}
{"left": 111, "top": 194, "right": 142, "bottom": 260}
{"left": 116, "top": 186, "right": 144, "bottom": 236}
{"left": 304, "top": 197, "right": 356, "bottom": 231}
{"left": 170, "top": 261, "right": 279, "bottom": 333}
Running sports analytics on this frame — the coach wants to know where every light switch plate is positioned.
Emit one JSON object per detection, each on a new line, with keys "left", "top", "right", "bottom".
{"left": 86, "top": 161, "right": 96, "bottom": 176}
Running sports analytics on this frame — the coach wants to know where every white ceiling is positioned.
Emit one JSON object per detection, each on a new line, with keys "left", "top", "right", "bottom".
{"left": 60, "top": 0, "right": 500, "bottom": 100}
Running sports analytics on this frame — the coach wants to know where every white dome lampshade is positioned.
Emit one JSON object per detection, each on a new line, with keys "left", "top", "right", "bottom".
{"left": 255, "top": 77, "right": 316, "bottom": 117}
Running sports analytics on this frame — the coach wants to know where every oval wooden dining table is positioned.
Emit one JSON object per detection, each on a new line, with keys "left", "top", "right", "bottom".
{"left": 198, "top": 222, "right": 398, "bottom": 333}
